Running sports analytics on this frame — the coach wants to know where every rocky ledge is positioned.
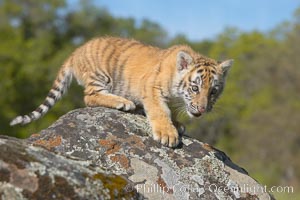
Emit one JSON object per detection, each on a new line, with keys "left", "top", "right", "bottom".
{"left": 0, "top": 107, "right": 274, "bottom": 200}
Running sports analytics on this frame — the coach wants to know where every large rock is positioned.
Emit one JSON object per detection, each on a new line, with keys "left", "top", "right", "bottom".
{"left": 1, "top": 107, "right": 274, "bottom": 199}
{"left": 0, "top": 136, "right": 140, "bottom": 200}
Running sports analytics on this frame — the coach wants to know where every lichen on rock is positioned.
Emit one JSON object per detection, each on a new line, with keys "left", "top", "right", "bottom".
{"left": 1, "top": 107, "right": 274, "bottom": 199}
{"left": 0, "top": 136, "right": 141, "bottom": 200}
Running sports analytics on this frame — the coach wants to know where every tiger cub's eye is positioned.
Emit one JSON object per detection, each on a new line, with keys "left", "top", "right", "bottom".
{"left": 191, "top": 85, "right": 199, "bottom": 92}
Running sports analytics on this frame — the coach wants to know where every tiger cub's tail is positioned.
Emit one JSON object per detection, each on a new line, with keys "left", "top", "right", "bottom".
{"left": 10, "top": 65, "right": 73, "bottom": 126}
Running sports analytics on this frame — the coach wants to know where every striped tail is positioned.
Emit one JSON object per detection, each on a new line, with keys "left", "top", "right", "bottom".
{"left": 10, "top": 66, "right": 73, "bottom": 126}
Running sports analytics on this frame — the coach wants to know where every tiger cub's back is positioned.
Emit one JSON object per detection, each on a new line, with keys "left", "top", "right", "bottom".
{"left": 68, "top": 37, "right": 175, "bottom": 102}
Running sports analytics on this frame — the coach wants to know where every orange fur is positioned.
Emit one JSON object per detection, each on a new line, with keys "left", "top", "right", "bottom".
{"left": 10, "top": 36, "right": 233, "bottom": 147}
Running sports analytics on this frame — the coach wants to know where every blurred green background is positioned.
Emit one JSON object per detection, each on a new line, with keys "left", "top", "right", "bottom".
{"left": 0, "top": 0, "right": 299, "bottom": 199}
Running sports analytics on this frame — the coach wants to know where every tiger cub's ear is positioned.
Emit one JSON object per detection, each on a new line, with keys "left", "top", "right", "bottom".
{"left": 219, "top": 59, "right": 234, "bottom": 76}
{"left": 176, "top": 51, "right": 193, "bottom": 71}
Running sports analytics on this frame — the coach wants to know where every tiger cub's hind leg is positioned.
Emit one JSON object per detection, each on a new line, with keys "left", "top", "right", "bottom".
{"left": 84, "top": 87, "right": 136, "bottom": 111}
{"left": 83, "top": 71, "right": 136, "bottom": 111}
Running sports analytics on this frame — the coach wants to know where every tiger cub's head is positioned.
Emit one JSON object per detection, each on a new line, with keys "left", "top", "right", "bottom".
{"left": 175, "top": 51, "right": 233, "bottom": 117}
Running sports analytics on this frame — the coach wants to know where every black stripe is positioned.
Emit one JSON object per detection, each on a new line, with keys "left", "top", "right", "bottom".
{"left": 101, "top": 43, "right": 111, "bottom": 59}
{"left": 48, "top": 91, "right": 57, "bottom": 99}
{"left": 53, "top": 85, "right": 61, "bottom": 93}
{"left": 91, "top": 69, "right": 112, "bottom": 85}
{"left": 77, "top": 47, "right": 84, "bottom": 70}
{"left": 29, "top": 112, "right": 36, "bottom": 120}
{"left": 155, "top": 62, "right": 162, "bottom": 76}
{"left": 112, "top": 61, "right": 118, "bottom": 87}
{"left": 195, "top": 77, "right": 200, "bottom": 84}
{"left": 178, "top": 79, "right": 184, "bottom": 89}
{"left": 122, "top": 42, "right": 140, "bottom": 52}
{"left": 84, "top": 45, "right": 94, "bottom": 70}
{"left": 106, "top": 48, "right": 116, "bottom": 75}
{"left": 94, "top": 70, "right": 104, "bottom": 78}
{"left": 197, "top": 69, "right": 204, "bottom": 73}
{"left": 148, "top": 62, "right": 163, "bottom": 97}
{"left": 120, "top": 40, "right": 135, "bottom": 49}
{"left": 112, "top": 40, "right": 140, "bottom": 95}
{"left": 118, "top": 56, "right": 129, "bottom": 71}
{"left": 150, "top": 63, "right": 163, "bottom": 99}
{"left": 90, "top": 70, "right": 112, "bottom": 93}
{"left": 114, "top": 56, "right": 129, "bottom": 95}
{"left": 117, "top": 39, "right": 139, "bottom": 71}
{"left": 87, "top": 82, "right": 103, "bottom": 87}
{"left": 94, "top": 88, "right": 106, "bottom": 93}
{"left": 87, "top": 88, "right": 106, "bottom": 96}
{"left": 36, "top": 106, "right": 43, "bottom": 113}
{"left": 93, "top": 70, "right": 104, "bottom": 80}
{"left": 90, "top": 72, "right": 106, "bottom": 83}
{"left": 43, "top": 100, "right": 53, "bottom": 109}
{"left": 114, "top": 38, "right": 125, "bottom": 46}
{"left": 125, "top": 47, "right": 137, "bottom": 95}
{"left": 89, "top": 40, "right": 98, "bottom": 66}
{"left": 94, "top": 39, "right": 102, "bottom": 64}
{"left": 95, "top": 42, "right": 111, "bottom": 69}
{"left": 117, "top": 40, "right": 127, "bottom": 48}
{"left": 102, "top": 71, "right": 111, "bottom": 84}
{"left": 111, "top": 55, "right": 119, "bottom": 92}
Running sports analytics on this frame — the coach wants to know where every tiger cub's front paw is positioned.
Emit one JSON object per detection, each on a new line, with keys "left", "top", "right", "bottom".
{"left": 152, "top": 123, "right": 179, "bottom": 148}
{"left": 114, "top": 98, "right": 136, "bottom": 111}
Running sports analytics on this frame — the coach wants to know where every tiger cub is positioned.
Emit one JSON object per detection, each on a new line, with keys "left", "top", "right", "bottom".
{"left": 10, "top": 37, "right": 233, "bottom": 147}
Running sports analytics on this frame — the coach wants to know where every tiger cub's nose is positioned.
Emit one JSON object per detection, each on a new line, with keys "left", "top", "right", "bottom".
{"left": 198, "top": 106, "right": 206, "bottom": 113}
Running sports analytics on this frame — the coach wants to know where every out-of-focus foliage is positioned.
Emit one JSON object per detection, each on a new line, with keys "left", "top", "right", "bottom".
{"left": 0, "top": 0, "right": 299, "bottom": 198}
{"left": 0, "top": 0, "right": 168, "bottom": 138}
{"left": 181, "top": 12, "right": 300, "bottom": 198}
